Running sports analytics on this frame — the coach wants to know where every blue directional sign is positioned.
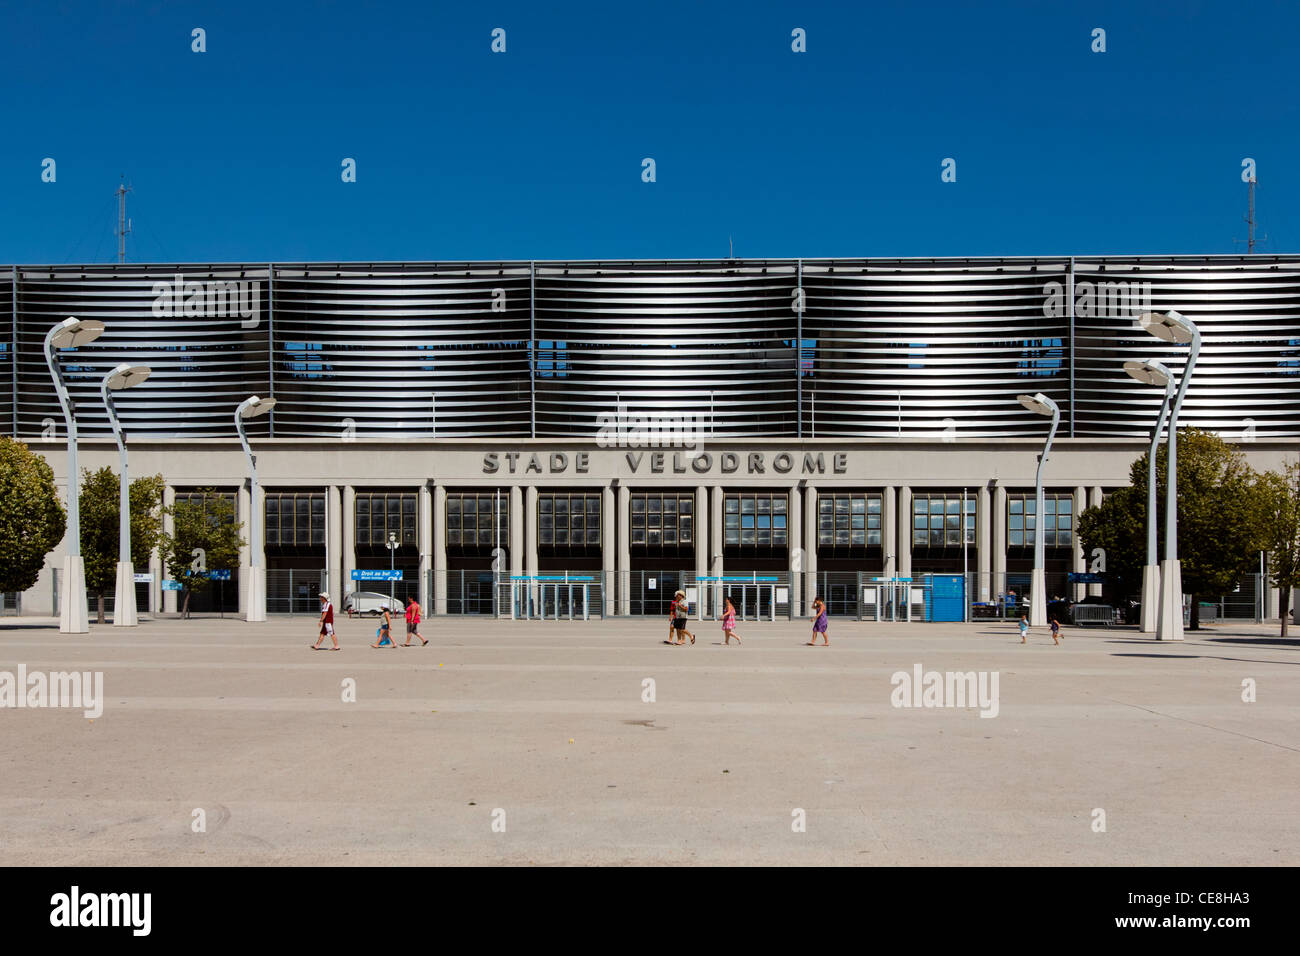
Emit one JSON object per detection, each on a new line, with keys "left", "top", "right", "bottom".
{"left": 161, "top": 580, "right": 183, "bottom": 591}
{"left": 1068, "top": 572, "right": 1105, "bottom": 584}
{"left": 209, "top": 569, "right": 231, "bottom": 581}
{"left": 352, "top": 569, "right": 403, "bottom": 581}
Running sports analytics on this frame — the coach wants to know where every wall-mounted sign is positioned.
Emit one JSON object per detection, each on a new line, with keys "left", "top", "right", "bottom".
{"left": 133, "top": 573, "right": 153, "bottom": 583}
{"left": 352, "top": 569, "right": 403, "bottom": 581}
{"left": 1068, "top": 572, "right": 1105, "bottom": 584}
{"left": 161, "top": 580, "right": 183, "bottom": 591}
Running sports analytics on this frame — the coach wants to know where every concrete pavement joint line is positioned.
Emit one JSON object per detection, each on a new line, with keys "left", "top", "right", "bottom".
{"left": 1103, "top": 697, "right": 1300, "bottom": 754}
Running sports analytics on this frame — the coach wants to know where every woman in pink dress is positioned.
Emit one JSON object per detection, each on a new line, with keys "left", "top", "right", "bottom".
{"left": 722, "top": 597, "right": 742, "bottom": 645}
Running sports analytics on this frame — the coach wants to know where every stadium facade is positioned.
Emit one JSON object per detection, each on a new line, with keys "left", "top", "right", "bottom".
{"left": 4, "top": 254, "right": 1299, "bottom": 621}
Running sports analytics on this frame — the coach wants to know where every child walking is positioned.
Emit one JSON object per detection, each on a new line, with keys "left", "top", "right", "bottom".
{"left": 722, "top": 597, "right": 741, "bottom": 645}
{"left": 1019, "top": 614, "right": 1029, "bottom": 644}
{"left": 371, "top": 605, "right": 395, "bottom": 648}
{"left": 808, "top": 597, "right": 829, "bottom": 646}
{"left": 312, "top": 592, "right": 339, "bottom": 650}
{"left": 1050, "top": 617, "right": 1062, "bottom": 645}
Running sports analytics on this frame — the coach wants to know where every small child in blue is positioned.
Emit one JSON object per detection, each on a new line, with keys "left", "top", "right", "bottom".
{"left": 808, "top": 597, "right": 829, "bottom": 646}
{"left": 1019, "top": 614, "right": 1029, "bottom": 644}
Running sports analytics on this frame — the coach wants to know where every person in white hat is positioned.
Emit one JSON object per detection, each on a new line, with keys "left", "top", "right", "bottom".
{"left": 312, "top": 592, "right": 339, "bottom": 650}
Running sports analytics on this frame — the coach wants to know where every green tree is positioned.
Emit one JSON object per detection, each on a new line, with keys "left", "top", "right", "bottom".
{"left": 78, "top": 467, "right": 166, "bottom": 623}
{"left": 158, "top": 490, "right": 244, "bottom": 618}
{"left": 1076, "top": 485, "right": 1145, "bottom": 612}
{"left": 1079, "top": 429, "right": 1267, "bottom": 629}
{"left": 1256, "top": 461, "right": 1300, "bottom": 637}
{"left": 0, "top": 437, "right": 67, "bottom": 595}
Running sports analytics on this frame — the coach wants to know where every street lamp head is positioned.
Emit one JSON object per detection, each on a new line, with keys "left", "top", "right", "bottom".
{"left": 1138, "top": 310, "right": 1196, "bottom": 345}
{"left": 238, "top": 395, "right": 278, "bottom": 418}
{"left": 1122, "top": 359, "right": 1172, "bottom": 388}
{"left": 105, "top": 363, "right": 152, "bottom": 390}
{"left": 1016, "top": 392, "right": 1058, "bottom": 417}
{"left": 50, "top": 316, "right": 105, "bottom": 349}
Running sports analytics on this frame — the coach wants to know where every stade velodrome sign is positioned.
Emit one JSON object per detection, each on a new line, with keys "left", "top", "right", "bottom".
{"left": 483, "top": 450, "right": 849, "bottom": 476}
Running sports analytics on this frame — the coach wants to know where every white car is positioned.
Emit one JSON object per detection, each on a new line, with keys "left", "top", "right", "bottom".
{"left": 344, "top": 591, "right": 395, "bottom": 616}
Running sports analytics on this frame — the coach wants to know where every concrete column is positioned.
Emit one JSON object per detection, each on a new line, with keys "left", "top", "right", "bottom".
{"left": 789, "top": 485, "right": 802, "bottom": 617}
{"left": 710, "top": 486, "right": 724, "bottom": 616}
{"left": 418, "top": 484, "right": 432, "bottom": 612}
{"left": 434, "top": 484, "right": 447, "bottom": 614}
{"left": 326, "top": 485, "right": 342, "bottom": 601}
{"left": 1073, "top": 485, "right": 1087, "bottom": 601}
{"left": 803, "top": 484, "right": 818, "bottom": 611}
{"left": 616, "top": 484, "right": 630, "bottom": 614}
{"left": 162, "top": 485, "right": 176, "bottom": 613}
{"left": 238, "top": 483, "right": 252, "bottom": 614}
{"left": 992, "top": 484, "right": 1007, "bottom": 596}
{"left": 712, "top": 486, "right": 722, "bottom": 574}
{"left": 510, "top": 485, "right": 524, "bottom": 580}
{"left": 882, "top": 485, "right": 895, "bottom": 579}
{"left": 342, "top": 485, "right": 356, "bottom": 591}
{"left": 601, "top": 485, "right": 614, "bottom": 616}
{"left": 977, "top": 484, "right": 992, "bottom": 602}
{"left": 897, "top": 486, "right": 912, "bottom": 579}
{"left": 1089, "top": 486, "right": 1104, "bottom": 596}
{"left": 526, "top": 485, "right": 540, "bottom": 610}
{"left": 694, "top": 485, "right": 708, "bottom": 578}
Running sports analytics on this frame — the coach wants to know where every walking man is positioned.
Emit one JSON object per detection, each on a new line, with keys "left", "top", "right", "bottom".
{"left": 312, "top": 592, "right": 339, "bottom": 650}
{"left": 403, "top": 595, "right": 428, "bottom": 646}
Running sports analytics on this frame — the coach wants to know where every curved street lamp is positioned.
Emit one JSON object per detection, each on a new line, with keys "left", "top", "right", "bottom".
{"left": 45, "top": 317, "right": 106, "bottom": 633}
{"left": 1017, "top": 392, "right": 1060, "bottom": 627}
{"left": 101, "top": 364, "right": 152, "bottom": 627}
{"left": 1137, "top": 311, "right": 1200, "bottom": 641}
{"left": 1123, "top": 359, "right": 1175, "bottom": 633}
{"left": 236, "top": 395, "right": 277, "bottom": 622}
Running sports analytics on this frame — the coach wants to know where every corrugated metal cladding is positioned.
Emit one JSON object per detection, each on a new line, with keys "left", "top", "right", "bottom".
{"left": 4, "top": 256, "right": 1298, "bottom": 440}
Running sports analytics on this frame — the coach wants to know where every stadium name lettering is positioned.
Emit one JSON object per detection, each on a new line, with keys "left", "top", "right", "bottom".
{"left": 482, "top": 452, "right": 847, "bottom": 475}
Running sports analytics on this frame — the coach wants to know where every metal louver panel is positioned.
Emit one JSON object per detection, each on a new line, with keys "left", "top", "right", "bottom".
{"left": 533, "top": 261, "right": 798, "bottom": 437}
{"left": 15, "top": 264, "right": 270, "bottom": 439}
{"left": 270, "top": 262, "right": 531, "bottom": 438}
{"left": 1072, "top": 258, "right": 1300, "bottom": 437}
{"left": 802, "top": 259, "right": 1071, "bottom": 437}
{"left": 4, "top": 255, "right": 1299, "bottom": 441}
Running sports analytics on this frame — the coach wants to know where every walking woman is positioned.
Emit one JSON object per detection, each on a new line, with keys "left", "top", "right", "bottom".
{"left": 666, "top": 590, "right": 693, "bottom": 645}
{"left": 371, "top": 605, "right": 395, "bottom": 648}
{"left": 722, "top": 596, "right": 742, "bottom": 645}
{"left": 312, "top": 592, "right": 340, "bottom": 650}
{"left": 808, "top": 596, "right": 829, "bottom": 646}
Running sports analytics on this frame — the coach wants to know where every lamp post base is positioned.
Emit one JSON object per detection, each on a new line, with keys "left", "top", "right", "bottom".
{"left": 1029, "top": 567, "right": 1047, "bottom": 627}
{"left": 60, "top": 555, "right": 89, "bottom": 634}
{"left": 1156, "top": 558, "right": 1184, "bottom": 641}
{"left": 246, "top": 566, "right": 267, "bottom": 623}
{"left": 113, "top": 561, "right": 138, "bottom": 626}
{"left": 1140, "top": 563, "right": 1160, "bottom": 633}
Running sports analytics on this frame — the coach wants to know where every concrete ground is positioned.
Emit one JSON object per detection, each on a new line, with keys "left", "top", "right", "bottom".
{"left": 0, "top": 614, "right": 1295, "bottom": 866}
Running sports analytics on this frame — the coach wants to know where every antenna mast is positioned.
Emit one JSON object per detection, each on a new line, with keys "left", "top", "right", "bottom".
{"left": 115, "top": 177, "right": 132, "bottom": 262}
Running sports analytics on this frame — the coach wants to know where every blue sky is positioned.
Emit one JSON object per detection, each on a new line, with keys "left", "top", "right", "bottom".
{"left": 1, "top": 0, "right": 1297, "bottom": 263}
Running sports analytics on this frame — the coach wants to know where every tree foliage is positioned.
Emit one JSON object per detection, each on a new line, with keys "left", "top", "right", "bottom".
{"left": 1255, "top": 460, "right": 1300, "bottom": 637}
{"left": 1078, "top": 428, "right": 1267, "bottom": 628}
{"left": 0, "top": 438, "right": 67, "bottom": 594}
{"left": 79, "top": 467, "right": 166, "bottom": 622}
{"left": 157, "top": 490, "right": 244, "bottom": 617}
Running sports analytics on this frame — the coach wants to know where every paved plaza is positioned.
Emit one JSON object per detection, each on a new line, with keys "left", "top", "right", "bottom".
{"left": 0, "top": 614, "right": 1295, "bottom": 866}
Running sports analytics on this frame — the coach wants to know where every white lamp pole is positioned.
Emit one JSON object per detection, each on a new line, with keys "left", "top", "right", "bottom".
{"left": 1017, "top": 392, "right": 1060, "bottom": 627}
{"left": 1138, "top": 311, "right": 1200, "bottom": 641}
{"left": 235, "top": 395, "right": 277, "bottom": 622}
{"left": 44, "top": 317, "right": 106, "bottom": 634}
{"left": 1123, "top": 359, "right": 1175, "bottom": 633}
{"left": 101, "top": 363, "right": 152, "bottom": 627}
